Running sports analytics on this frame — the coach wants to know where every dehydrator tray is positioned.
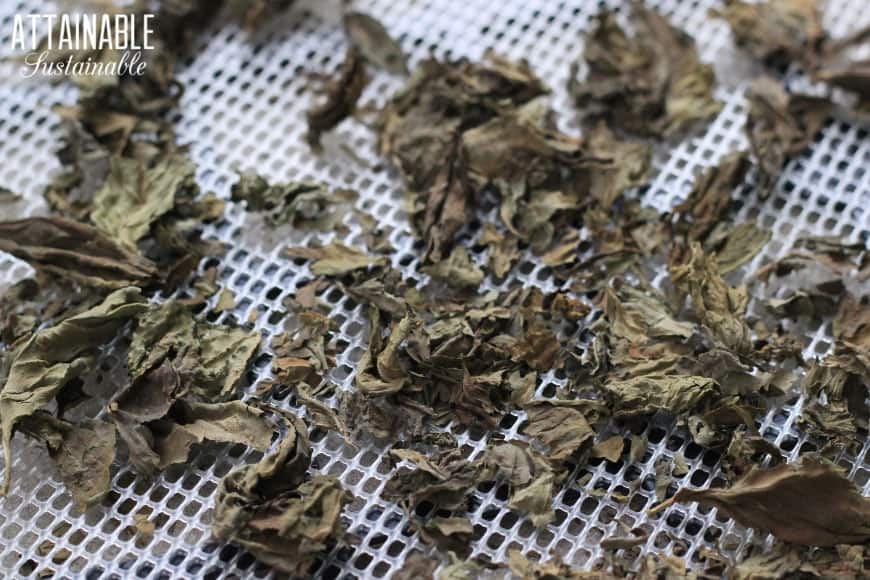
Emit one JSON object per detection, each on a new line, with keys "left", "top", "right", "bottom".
{"left": 0, "top": 0, "right": 868, "bottom": 578}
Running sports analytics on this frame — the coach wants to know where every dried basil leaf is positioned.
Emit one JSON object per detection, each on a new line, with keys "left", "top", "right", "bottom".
{"left": 673, "top": 152, "right": 751, "bottom": 243}
{"left": 306, "top": 47, "right": 368, "bottom": 150}
{"left": 284, "top": 241, "right": 387, "bottom": 276}
{"left": 385, "top": 447, "right": 480, "bottom": 511}
{"left": 711, "top": 0, "right": 824, "bottom": 68}
{"left": 0, "top": 217, "right": 158, "bottom": 290}
{"left": 231, "top": 172, "right": 357, "bottom": 229}
{"left": 343, "top": 12, "right": 407, "bottom": 74}
{"left": 128, "top": 300, "right": 261, "bottom": 401}
{"left": 706, "top": 222, "right": 771, "bottom": 275}
{"left": 521, "top": 400, "right": 599, "bottom": 463}
{"left": 18, "top": 413, "right": 116, "bottom": 510}
{"left": 671, "top": 242, "right": 752, "bottom": 354}
{"left": 745, "top": 77, "right": 832, "bottom": 196}
{"left": 418, "top": 517, "right": 474, "bottom": 558}
{"left": 666, "top": 456, "right": 870, "bottom": 546}
{"left": 214, "top": 472, "right": 349, "bottom": 574}
{"left": 91, "top": 154, "right": 197, "bottom": 250}
{"left": 569, "top": 4, "right": 722, "bottom": 137}
{"left": 421, "top": 246, "right": 485, "bottom": 289}
{"left": 0, "top": 286, "right": 147, "bottom": 494}
{"left": 601, "top": 375, "right": 719, "bottom": 418}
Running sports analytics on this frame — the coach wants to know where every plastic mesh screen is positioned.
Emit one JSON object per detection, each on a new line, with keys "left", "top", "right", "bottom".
{"left": 0, "top": 0, "right": 869, "bottom": 578}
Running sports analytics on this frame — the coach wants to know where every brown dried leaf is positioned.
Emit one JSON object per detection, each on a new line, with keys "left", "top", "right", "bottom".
{"left": 669, "top": 456, "right": 870, "bottom": 546}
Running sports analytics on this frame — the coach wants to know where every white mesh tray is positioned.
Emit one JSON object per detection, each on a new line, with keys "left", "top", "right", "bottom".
{"left": 0, "top": 0, "right": 868, "bottom": 578}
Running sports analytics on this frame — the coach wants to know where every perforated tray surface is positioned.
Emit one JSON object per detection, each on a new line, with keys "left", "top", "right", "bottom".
{"left": 0, "top": 0, "right": 869, "bottom": 578}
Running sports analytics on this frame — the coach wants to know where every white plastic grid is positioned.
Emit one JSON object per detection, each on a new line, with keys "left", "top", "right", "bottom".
{"left": 0, "top": 0, "right": 868, "bottom": 578}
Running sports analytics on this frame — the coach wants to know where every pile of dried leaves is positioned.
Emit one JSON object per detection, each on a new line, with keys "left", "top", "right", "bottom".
{"left": 1, "top": 0, "right": 868, "bottom": 578}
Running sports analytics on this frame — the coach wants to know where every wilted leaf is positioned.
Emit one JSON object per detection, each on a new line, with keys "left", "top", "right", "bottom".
{"left": 385, "top": 447, "right": 480, "bottom": 511}
{"left": 422, "top": 246, "right": 485, "bottom": 289}
{"left": 521, "top": 400, "right": 598, "bottom": 463}
{"left": 418, "top": 517, "right": 474, "bottom": 558}
{"left": 214, "top": 473, "right": 349, "bottom": 575}
{"left": 671, "top": 242, "right": 752, "bottom": 354}
{"left": 707, "top": 222, "right": 771, "bottom": 275}
{"left": 128, "top": 300, "right": 261, "bottom": 401}
{"left": 591, "top": 435, "right": 625, "bottom": 462}
{"left": 674, "top": 152, "right": 751, "bottom": 243}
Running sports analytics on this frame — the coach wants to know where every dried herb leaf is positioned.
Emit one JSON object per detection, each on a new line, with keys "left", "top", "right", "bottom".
{"left": 128, "top": 300, "right": 261, "bottom": 401}
{"left": 711, "top": 0, "right": 824, "bottom": 68}
{"left": 601, "top": 375, "right": 719, "bottom": 418}
{"left": 0, "top": 286, "right": 147, "bottom": 494}
{"left": 385, "top": 447, "right": 480, "bottom": 511}
{"left": 343, "top": 12, "right": 407, "bottom": 74}
{"left": 521, "top": 400, "right": 598, "bottom": 463}
{"left": 569, "top": 4, "right": 722, "bottom": 137}
{"left": 0, "top": 217, "right": 158, "bottom": 289}
{"left": 306, "top": 47, "right": 368, "bottom": 149}
{"left": 667, "top": 456, "right": 870, "bottom": 546}
{"left": 674, "top": 152, "right": 751, "bottom": 243}
{"left": 214, "top": 473, "right": 349, "bottom": 574}
{"left": 284, "top": 242, "right": 387, "bottom": 276}
{"left": 419, "top": 517, "right": 474, "bottom": 558}
{"left": 707, "top": 222, "right": 771, "bottom": 275}
{"left": 213, "top": 410, "right": 349, "bottom": 574}
{"left": 91, "top": 154, "right": 197, "bottom": 250}
{"left": 18, "top": 413, "right": 116, "bottom": 510}
{"left": 231, "top": 172, "right": 357, "bottom": 229}
{"left": 745, "top": 77, "right": 831, "bottom": 196}
{"left": 671, "top": 242, "right": 752, "bottom": 354}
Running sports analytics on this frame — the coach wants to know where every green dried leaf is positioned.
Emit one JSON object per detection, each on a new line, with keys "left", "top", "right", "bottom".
{"left": 214, "top": 473, "right": 350, "bottom": 575}
{"left": 421, "top": 246, "right": 485, "bottom": 289}
{"left": 18, "top": 413, "right": 116, "bottom": 510}
{"left": 91, "top": 154, "right": 197, "bottom": 250}
{"left": 0, "top": 286, "right": 147, "bottom": 494}
{"left": 418, "top": 517, "right": 474, "bottom": 558}
{"left": 231, "top": 172, "right": 357, "bottom": 229}
{"left": 521, "top": 400, "right": 598, "bottom": 463}
{"left": 284, "top": 241, "right": 387, "bottom": 276}
{"left": 707, "top": 222, "right": 771, "bottom": 275}
{"left": 385, "top": 447, "right": 480, "bottom": 511}
{"left": 674, "top": 152, "right": 751, "bottom": 243}
{"left": 128, "top": 300, "right": 261, "bottom": 401}
{"left": 671, "top": 243, "right": 752, "bottom": 354}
